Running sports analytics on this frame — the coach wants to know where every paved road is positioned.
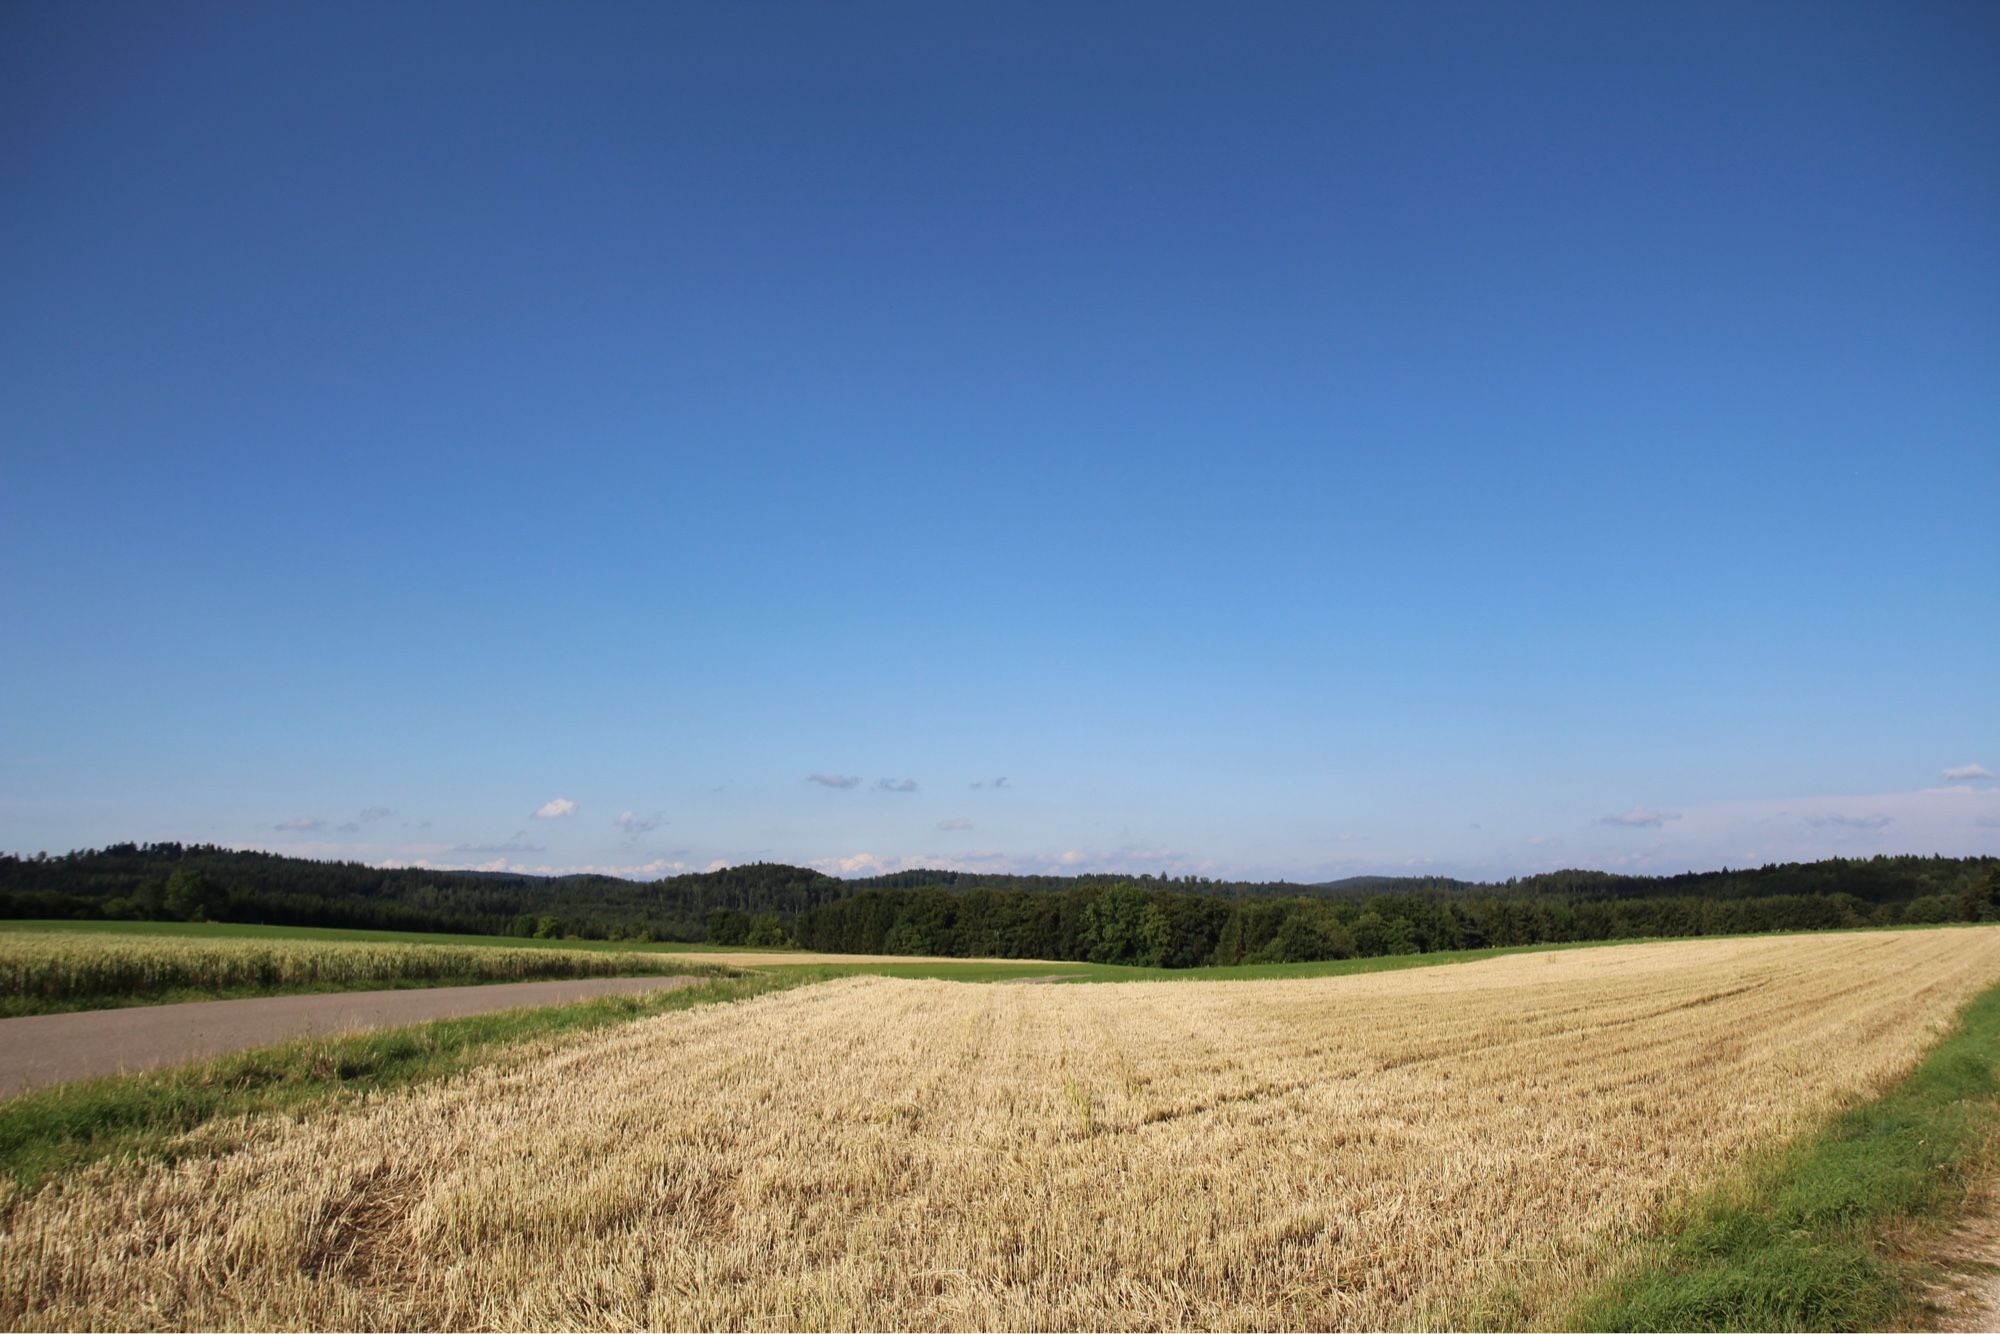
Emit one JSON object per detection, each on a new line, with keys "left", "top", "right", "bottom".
{"left": 0, "top": 975, "right": 705, "bottom": 1098}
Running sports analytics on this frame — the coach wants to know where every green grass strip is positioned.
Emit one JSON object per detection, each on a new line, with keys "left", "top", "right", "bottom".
{"left": 750, "top": 941, "right": 1589, "bottom": 985}
{"left": 1563, "top": 979, "right": 2000, "bottom": 1332}
{"left": 0, "top": 968, "right": 837, "bottom": 1194}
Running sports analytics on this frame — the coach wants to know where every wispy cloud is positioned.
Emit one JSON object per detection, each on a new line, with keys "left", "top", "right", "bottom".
{"left": 970, "top": 776, "right": 1011, "bottom": 789}
{"left": 614, "top": 811, "right": 664, "bottom": 835}
{"left": 936, "top": 817, "right": 973, "bottom": 831}
{"left": 806, "top": 773, "right": 860, "bottom": 789}
{"left": 808, "top": 844, "right": 1212, "bottom": 879}
{"left": 1598, "top": 807, "right": 1680, "bottom": 828}
{"left": 1944, "top": 764, "right": 1994, "bottom": 782}
{"left": 532, "top": 797, "right": 578, "bottom": 819}
{"left": 449, "top": 839, "right": 548, "bottom": 855}
{"left": 875, "top": 777, "right": 917, "bottom": 793}
{"left": 273, "top": 816, "right": 324, "bottom": 832}
{"left": 1805, "top": 812, "right": 1893, "bottom": 830}
{"left": 331, "top": 806, "right": 395, "bottom": 835}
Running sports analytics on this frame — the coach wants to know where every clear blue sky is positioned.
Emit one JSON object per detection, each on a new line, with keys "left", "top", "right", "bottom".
{"left": 3, "top": 1, "right": 1995, "bottom": 882}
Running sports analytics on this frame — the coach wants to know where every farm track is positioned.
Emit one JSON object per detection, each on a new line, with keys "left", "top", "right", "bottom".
{"left": 6, "top": 930, "right": 2000, "bottom": 1330}
{"left": 0, "top": 975, "right": 704, "bottom": 1097}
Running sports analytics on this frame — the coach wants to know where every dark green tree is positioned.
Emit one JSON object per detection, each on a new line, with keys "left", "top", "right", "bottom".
{"left": 1079, "top": 884, "right": 1169, "bottom": 966}
{"left": 163, "top": 867, "right": 211, "bottom": 921}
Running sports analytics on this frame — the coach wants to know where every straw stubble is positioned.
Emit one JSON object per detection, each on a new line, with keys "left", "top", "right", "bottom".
{"left": 5, "top": 928, "right": 1998, "bottom": 1330}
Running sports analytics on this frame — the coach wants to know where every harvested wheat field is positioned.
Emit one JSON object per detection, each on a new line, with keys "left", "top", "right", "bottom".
{"left": 6, "top": 929, "right": 2000, "bottom": 1331}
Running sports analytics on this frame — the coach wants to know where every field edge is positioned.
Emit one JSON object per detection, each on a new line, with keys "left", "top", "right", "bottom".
{"left": 0, "top": 967, "right": 842, "bottom": 1194}
{"left": 1529, "top": 976, "right": 2000, "bottom": 1332}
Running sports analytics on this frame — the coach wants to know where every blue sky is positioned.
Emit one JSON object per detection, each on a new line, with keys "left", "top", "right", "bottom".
{"left": 3, "top": 1, "right": 1995, "bottom": 882}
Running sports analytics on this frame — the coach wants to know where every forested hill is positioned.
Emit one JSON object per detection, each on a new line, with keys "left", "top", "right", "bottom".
{"left": 0, "top": 845, "right": 849, "bottom": 941}
{"left": 1, "top": 844, "right": 1994, "bottom": 952}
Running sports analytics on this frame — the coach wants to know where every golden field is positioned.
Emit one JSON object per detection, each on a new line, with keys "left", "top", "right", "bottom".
{"left": 5, "top": 928, "right": 1999, "bottom": 1330}
{"left": 0, "top": 929, "right": 704, "bottom": 1009}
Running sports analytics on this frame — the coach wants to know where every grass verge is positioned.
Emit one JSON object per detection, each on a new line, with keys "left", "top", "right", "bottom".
{"left": 1557, "top": 979, "right": 2000, "bottom": 1332}
{"left": 0, "top": 968, "right": 833, "bottom": 1194}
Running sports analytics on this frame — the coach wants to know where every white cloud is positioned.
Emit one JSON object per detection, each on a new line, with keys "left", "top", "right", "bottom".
{"left": 806, "top": 773, "right": 860, "bottom": 789}
{"left": 273, "top": 816, "right": 324, "bottom": 832}
{"left": 808, "top": 852, "right": 924, "bottom": 876}
{"left": 1569, "top": 783, "right": 1999, "bottom": 875}
{"left": 533, "top": 797, "right": 578, "bottom": 819}
{"left": 875, "top": 778, "right": 918, "bottom": 793}
{"left": 1804, "top": 812, "right": 1893, "bottom": 830}
{"left": 936, "top": 817, "right": 973, "bottom": 831}
{"left": 1944, "top": 764, "right": 1994, "bottom": 782}
{"left": 1598, "top": 807, "right": 1681, "bottom": 828}
{"left": 614, "top": 811, "right": 663, "bottom": 835}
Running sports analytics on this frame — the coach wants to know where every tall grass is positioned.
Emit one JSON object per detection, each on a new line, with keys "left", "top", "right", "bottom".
{"left": 0, "top": 930, "right": 712, "bottom": 1014}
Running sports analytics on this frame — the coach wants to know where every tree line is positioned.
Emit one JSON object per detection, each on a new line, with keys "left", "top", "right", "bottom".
{"left": 790, "top": 868, "right": 2000, "bottom": 966}
{"left": 2, "top": 844, "right": 1994, "bottom": 961}
{"left": 0, "top": 844, "right": 849, "bottom": 941}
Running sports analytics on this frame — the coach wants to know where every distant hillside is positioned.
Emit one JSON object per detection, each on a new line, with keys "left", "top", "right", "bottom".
{"left": 1308, "top": 875, "right": 1473, "bottom": 896}
{"left": 0, "top": 844, "right": 848, "bottom": 941}
{"left": 1, "top": 844, "right": 1993, "bottom": 950}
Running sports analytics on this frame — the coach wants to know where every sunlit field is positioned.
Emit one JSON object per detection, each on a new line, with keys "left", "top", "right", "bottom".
{"left": 4, "top": 929, "right": 1997, "bottom": 1330}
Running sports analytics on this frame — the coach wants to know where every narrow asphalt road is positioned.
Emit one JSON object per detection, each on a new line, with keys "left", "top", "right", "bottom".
{"left": 0, "top": 974, "right": 705, "bottom": 1098}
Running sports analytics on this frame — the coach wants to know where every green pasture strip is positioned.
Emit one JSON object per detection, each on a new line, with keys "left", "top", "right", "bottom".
{"left": 757, "top": 959, "right": 1140, "bottom": 983}
{"left": 737, "top": 921, "right": 1999, "bottom": 984}
{"left": 1554, "top": 978, "right": 2000, "bottom": 1332}
{"left": 0, "top": 968, "right": 834, "bottom": 1194}
{"left": 7, "top": 912, "right": 1984, "bottom": 964}
{"left": 762, "top": 939, "right": 1669, "bottom": 985}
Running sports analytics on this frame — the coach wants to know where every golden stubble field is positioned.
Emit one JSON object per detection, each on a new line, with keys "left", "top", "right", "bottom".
{"left": 6, "top": 928, "right": 2000, "bottom": 1331}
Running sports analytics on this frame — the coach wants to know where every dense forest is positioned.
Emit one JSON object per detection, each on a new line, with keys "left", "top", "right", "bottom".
{"left": 2, "top": 844, "right": 1994, "bottom": 965}
{"left": 0, "top": 844, "right": 847, "bottom": 941}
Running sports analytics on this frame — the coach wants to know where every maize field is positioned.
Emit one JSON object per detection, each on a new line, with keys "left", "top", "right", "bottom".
{"left": 0, "top": 929, "right": 706, "bottom": 1012}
